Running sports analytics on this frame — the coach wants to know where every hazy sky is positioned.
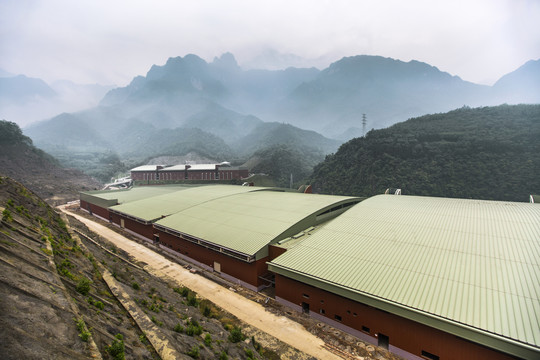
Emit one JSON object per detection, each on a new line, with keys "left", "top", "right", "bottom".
{"left": 1, "top": 0, "right": 539, "bottom": 86}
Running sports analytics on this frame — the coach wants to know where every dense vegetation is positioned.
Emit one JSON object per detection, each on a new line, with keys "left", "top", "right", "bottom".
{"left": 0, "top": 120, "right": 58, "bottom": 165}
{"left": 310, "top": 104, "right": 540, "bottom": 202}
{"left": 249, "top": 144, "right": 316, "bottom": 188}
{"left": 1, "top": 119, "right": 36, "bottom": 146}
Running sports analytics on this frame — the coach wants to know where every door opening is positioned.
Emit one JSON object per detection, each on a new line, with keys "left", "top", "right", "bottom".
{"left": 301, "top": 302, "right": 310, "bottom": 314}
{"left": 378, "top": 333, "right": 389, "bottom": 350}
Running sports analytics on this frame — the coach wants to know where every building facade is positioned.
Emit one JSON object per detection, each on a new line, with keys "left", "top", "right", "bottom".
{"left": 80, "top": 188, "right": 540, "bottom": 359}
{"left": 130, "top": 163, "right": 249, "bottom": 182}
{"left": 268, "top": 195, "right": 540, "bottom": 360}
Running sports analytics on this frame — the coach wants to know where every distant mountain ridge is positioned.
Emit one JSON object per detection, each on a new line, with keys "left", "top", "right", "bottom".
{"left": 493, "top": 59, "right": 540, "bottom": 103}
{"left": 0, "top": 73, "right": 113, "bottom": 127}
{"left": 280, "top": 55, "right": 493, "bottom": 134}
{"left": 20, "top": 53, "right": 540, "bottom": 185}
{"left": 97, "top": 53, "right": 539, "bottom": 137}
{"left": 0, "top": 74, "right": 57, "bottom": 102}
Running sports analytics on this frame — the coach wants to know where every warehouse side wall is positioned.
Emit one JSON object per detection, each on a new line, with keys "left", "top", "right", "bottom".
{"left": 274, "top": 275, "right": 515, "bottom": 360}
{"left": 157, "top": 230, "right": 269, "bottom": 290}
{"left": 80, "top": 200, "right": 110, "bottom": 221}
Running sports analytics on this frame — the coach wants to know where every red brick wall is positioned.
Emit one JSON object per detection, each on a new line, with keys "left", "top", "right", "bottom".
{"left": 275, "top": 275, "right": 515, "bottom": 360}
{"left": 81, "top": 200, "right": 110, "bottom": 219}
{"left": 157, "top": 230, "right": 268, "bottom": 287}
{"left": 131, "top": 168, "right": 249, "bottom": 182}
{"left": 122, "top": 217, "right": 154, "bottom": 239}
{"left": 109, "top": 212, "right": 121, "bottom": 226}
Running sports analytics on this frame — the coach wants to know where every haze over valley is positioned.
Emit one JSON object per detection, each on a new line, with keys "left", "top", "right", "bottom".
{"left": 5, "top": 52, "right": 536, "bottom": 189}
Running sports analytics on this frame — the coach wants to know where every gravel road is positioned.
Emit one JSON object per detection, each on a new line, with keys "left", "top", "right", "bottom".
{"left": 63, "top": 208, "right": 342, "bottom": 360}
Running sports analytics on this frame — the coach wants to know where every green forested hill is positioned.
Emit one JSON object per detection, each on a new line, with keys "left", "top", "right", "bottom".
{"left": 0, "top": 120, "right": 100, "bottom": 202}
{"left": 310, "top": 104, "right": 540, "bottom": 202}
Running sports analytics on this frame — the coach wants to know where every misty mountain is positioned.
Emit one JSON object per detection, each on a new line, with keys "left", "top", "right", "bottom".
{"left": 99, "top": 53, "right": 318, "bottom": 129}
{"left": 0, "top": 73, "right": 113, "bottom": 127}
{"left": 276, "top": 55, "right": 495, "bottom": 136}
{"left": 20, "top": 52, "right": 540, "bottom": 184}
{"left": 235, "top": 122, "right": 340, "bottom": 156}
{"left": 181, "top": 103, "right": 263, "bottom": 143}
{"left": 95, "top": 53, "right": 539, "bottom": 140}
{"left": 0, "top": 68, "right": 15, "bottom": 77}
{"left": 493, "top": 59, "right": 540, "bottom": 104}
{"left": 0, "top": 74, "right": 57, "bottom": 102}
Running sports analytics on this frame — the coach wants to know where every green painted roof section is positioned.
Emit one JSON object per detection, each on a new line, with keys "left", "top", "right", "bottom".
{"left": 109, "top": 185, "right": 270, "bottom": 223}
{"left": 155, "top": 191, "right": 359, "bottom": 258}
{"left": 81, "top": 185, "right": 187, "bottom": 205}
{"left": 268, "top": 195, "right": 540, "bottom": 357}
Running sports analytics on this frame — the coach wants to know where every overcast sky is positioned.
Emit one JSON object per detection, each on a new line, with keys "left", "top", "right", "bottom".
{"left": 1, "top": 0, "right": 539, "bottom": 86}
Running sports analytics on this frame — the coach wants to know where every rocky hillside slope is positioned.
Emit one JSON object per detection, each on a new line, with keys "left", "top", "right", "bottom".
{"left": 0, "top": 176, "right": 314, "bottom": 359}
{"left": 0, "top": 120, "right": 101, "bottom": 204}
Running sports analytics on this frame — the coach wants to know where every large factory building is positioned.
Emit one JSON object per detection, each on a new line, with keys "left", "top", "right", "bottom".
{"left": 268, "top": 195, "right": 540, "bottom": 360}
{"left": 80, "top": 186, "right": 540, "bottom": 360}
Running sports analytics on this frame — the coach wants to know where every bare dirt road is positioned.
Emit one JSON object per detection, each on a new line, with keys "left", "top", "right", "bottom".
{"left": 63, "top": 208, "right": 342, "bottom": 360}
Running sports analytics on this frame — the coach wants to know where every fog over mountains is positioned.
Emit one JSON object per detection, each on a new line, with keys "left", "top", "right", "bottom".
{"left": 101, "top": 53, "right": 540, "bottom": 135}
{"left": 24, "top": 53, "right": 540, "bottom": 141}
{"left": 0, "top": 73, "right": 113, "bottom": 127}
{"left": 9, "top": 53, "right": 540, "bottom": 184}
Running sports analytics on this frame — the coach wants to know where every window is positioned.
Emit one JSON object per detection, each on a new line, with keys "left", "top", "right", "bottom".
{"left": 320, "top": 300, "right": 324, "bottom": 304}
{"left": 353, "top": 312, "right": 358, "bottom": 317}
{"left": 319, "top": 309, "right": 325, "bottom": 315}
{"left": 334, "top": 315, "right": 342, "bottom": 322}
{"left": 421, "top": 350, "right": 439, "bottom": 360}
{"left": 302, "top": 293, "right": 310, "bottom": 299}
{"left": 361, "top": 326, "right": 370, "bottom": 333}
{"left": 347, "top": 310, "right": 351, "bottom": 314}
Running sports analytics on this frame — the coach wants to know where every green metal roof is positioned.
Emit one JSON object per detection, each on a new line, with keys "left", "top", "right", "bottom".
{"left": 80, "top": 185, "right": 188, "bottom": 208}
{"left": 154, "top": 191, "right": 359, "bottom": 260}
{"left": 268, "top": 195, "right": 540, "bottom": 359}
{"left": 109, "top": 185, "right": 271, "bottom": 223}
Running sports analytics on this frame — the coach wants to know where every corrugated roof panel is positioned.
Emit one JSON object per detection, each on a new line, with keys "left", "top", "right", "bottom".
{"left": 81, "top": 185, "right": 188, "bottom": 205}
{"left": 155, "top": 191, "right": 359, "bottom": 257}
{"left": 269, "top": 194, "right": 540, "bottom": 352}
{"left": 109, "top": 185, "right": 265, "bottom": 222}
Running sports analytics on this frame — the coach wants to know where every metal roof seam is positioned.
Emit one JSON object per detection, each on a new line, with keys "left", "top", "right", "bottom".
{"left": 269, "top": 261, "right": 540, "bottom": 353}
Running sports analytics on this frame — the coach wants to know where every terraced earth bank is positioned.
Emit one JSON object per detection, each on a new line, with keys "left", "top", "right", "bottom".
{"left": 0, "top": 176, "right": 311, "bottom": 359}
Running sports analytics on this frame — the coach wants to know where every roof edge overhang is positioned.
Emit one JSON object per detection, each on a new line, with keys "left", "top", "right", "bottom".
{"left": 109, "top": 208, "right": 154, "bottom": 225}
{"left": 253, "top": 197, "right": 361, "bottom": 260}
{"left": 154, "top": 223, "right": 256, "bottom": 263}
{"left": 80, "top": 192, "right": 118, "bottom": 208}
{"left": 267, "top": 263, "right": 540, "bottom": 360}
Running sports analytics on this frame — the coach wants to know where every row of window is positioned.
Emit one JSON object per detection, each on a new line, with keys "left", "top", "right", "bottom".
{"left": 302, "top": 293, "right": 440, "bottom": 360}
{"left": 140, "top": 171, "right": 240, "bottom": 181}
